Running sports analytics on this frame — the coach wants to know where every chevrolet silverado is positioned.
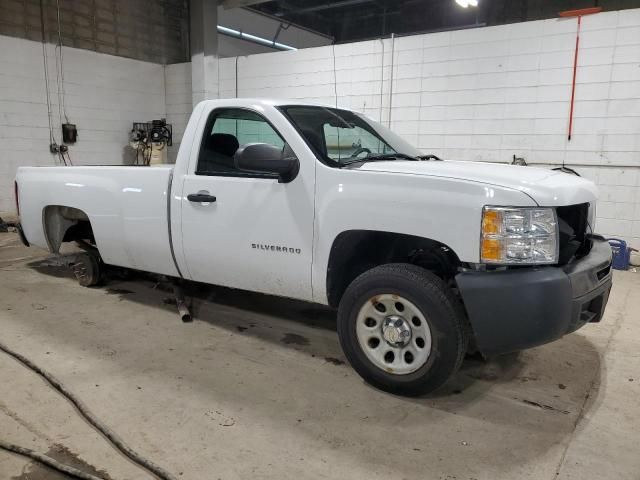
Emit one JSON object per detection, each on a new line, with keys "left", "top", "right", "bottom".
{"left": 14, "top": 99, "right": 613, "bottom": 395}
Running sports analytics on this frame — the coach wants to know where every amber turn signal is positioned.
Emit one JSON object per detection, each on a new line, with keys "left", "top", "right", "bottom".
{"left": 481, "top": 209, "right": 501, "bottom": 235}
{"left": 481, "top": 238, "right": 502, "bottom": 262}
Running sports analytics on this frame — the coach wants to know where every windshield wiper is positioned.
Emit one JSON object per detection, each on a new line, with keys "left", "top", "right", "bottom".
{"left": 340, "top": 153, "right": 418, "bottom": 166}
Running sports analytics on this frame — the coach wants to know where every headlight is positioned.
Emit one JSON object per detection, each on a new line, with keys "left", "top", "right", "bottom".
{"left": 481, "top": 207, "right": 558, "bottom": 264}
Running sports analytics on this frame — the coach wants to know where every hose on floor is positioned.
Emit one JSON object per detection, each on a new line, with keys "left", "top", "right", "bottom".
{"left": 0, "top": 341, "right": 178, "bottom": 480}
{"left": 0, "top": 440, "right": 104, "bottom": 480}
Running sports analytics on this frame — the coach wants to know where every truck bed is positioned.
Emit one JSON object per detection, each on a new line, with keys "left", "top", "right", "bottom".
{"left": 16, "top": 166, "right": 179, "bottom": 277}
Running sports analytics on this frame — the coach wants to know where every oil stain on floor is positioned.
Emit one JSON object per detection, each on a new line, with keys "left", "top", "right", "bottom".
{"left": 324, "top": 357, "right": 345, "bottom": 365}
{"left": 281, "top": 333, "right": 310, "bottom": 346}
{"left": 105, "top": 288, "right": 134, "bottom": 295}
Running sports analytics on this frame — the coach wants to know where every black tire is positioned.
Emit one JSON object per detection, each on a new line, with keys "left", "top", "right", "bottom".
{"left": 71, "top": 251, "right": 102, "bottom": 287}
{"left": 337, "top": 263, "right": 467, "bottom": 396}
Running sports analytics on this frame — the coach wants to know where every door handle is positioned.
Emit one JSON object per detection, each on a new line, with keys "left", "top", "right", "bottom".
{"left": 187, "top": 193, "right": 217, "bottom": 203}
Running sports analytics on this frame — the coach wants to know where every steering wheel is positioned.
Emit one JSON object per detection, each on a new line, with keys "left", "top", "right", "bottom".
{"left": 419, "top": 154, "right": 442, "bottom": 161}
{"left": 350, "top": 147, "right": 371, "bottom": 159}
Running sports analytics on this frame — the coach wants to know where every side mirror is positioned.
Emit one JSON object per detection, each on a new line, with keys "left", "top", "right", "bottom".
{"left": 234, "top": 143, "right": 299, "bottom": 182}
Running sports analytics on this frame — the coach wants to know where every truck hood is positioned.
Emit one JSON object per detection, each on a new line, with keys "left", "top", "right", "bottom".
{"left": 355, "top": 160, "right": 598, "bottom": 206}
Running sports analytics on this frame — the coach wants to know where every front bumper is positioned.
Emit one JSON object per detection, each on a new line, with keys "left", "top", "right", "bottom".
{"left": 456, "top": 238, "right": 612, "bottom": 355}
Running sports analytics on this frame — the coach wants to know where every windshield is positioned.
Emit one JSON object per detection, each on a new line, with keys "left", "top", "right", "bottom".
{"left": 279, "top": 105, "right": 421, "bottom": 166}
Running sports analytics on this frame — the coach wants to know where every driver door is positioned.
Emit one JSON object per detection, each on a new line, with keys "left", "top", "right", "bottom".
{"left": 178, "top": 107, "right": 314, "bottom": 301}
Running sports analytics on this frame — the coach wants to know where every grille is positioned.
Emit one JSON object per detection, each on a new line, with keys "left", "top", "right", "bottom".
{"left": 557, "top": 203, "right": 591, "bottom": 264}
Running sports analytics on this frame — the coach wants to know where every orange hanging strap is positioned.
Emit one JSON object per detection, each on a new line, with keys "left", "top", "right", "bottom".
{"left": 559, "top": 7, "right": 602, "bottom": 141}
{"left": 567, "top": 15, "right": 581, "bottom": 141}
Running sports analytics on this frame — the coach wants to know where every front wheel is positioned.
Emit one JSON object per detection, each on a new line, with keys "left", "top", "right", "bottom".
{"left": 337, "top": 263, "right": 467, "bottom": 396}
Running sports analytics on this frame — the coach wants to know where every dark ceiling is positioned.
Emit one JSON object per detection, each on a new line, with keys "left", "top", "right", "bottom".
{"left": 250, "top": 0, "right": 640, "bottom": 43}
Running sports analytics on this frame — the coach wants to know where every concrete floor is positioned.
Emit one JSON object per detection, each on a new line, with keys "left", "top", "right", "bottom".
{"left": 0, "top": 231, "right": 638, "bottom": 480}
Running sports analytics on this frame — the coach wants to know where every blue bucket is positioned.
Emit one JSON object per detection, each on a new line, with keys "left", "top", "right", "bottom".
{"left": 607, "top": 238, "right": 630, "bottom": 270}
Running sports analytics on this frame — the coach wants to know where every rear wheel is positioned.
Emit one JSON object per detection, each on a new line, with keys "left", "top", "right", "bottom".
{"left": 71, "top": 251, "right": 102, "bottom": 287}
{"left": 337, "top": 263, "right": 467, "bottom": 396}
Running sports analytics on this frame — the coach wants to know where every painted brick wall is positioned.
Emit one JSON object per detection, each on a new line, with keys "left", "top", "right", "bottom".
{"left": 216, "top": 9, "right": 639, "bottom": 167}
{"left": 214, "top": 8, "right": 640, "bottom": 248}
{"left": 0, "top": 0, "right": 189, "bottom": 64}
{"left": 164, "top": 62, "right": 192, "bottom": 164}
{"left": 4, "top": 9, "right": 640, "bottom": 249}
{"left": 0, "top": 34, "right": 166, "bottom": 213}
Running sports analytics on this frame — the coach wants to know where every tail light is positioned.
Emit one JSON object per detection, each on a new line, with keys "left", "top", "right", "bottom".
{"left": 14, "top": 180, "right": 19, "bottom": 216}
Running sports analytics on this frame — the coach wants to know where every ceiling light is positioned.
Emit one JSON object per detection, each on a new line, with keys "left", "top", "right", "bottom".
{"left": 217, "top": 25, "right": 240, "bottom": 36}
{"left": 455, "top": 0, "right": 478, "bottom": 7}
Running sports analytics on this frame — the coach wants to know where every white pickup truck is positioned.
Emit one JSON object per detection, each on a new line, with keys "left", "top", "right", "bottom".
{"left": 15, "top": 99, "right": 613, "bottom": 395}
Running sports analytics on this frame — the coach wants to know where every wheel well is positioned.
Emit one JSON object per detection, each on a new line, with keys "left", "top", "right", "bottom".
{"left": 326, "top": 230, "right": 460, "bottom": 308}
{"left": 43, "top": 206, "right": 95, "bottom": 253}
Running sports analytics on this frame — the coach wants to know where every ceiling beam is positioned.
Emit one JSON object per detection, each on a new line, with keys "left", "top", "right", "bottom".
{"left": 274, "top": 0, "right": 377, "bottom": 16}
{"left": 220, "top": 0, "right": 272, "bottom": 9}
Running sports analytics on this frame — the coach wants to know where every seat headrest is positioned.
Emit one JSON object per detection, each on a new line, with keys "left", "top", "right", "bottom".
{"left": 206, "top": 133, "right": 239, "bottom": 157}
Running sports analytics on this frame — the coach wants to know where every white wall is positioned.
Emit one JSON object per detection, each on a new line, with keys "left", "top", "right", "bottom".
{"left": 217, "top": 10, "right": 640, "bottom": 165}
{"left": 164, "top": 62, "right": 192, "bottom": 164}
{"left": 214, "top": 8, "right": 640, "bottom": 249}
{"left": 0, "top": 34, "right": 166, "bottom": 214}
{"left": 4, "top": 9, "right": 640, "bottom": 249}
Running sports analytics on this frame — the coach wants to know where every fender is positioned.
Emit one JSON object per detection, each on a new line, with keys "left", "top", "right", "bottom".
{"left": 311, "top": 163, "right": 537, "bottom": 304}
{"left": 324, "top": 229, "right": 461, "bottom": 307}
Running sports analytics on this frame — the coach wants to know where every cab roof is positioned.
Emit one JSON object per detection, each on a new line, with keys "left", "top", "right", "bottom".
{"left": 198, "top": 98, "right": 337, "bottom": 109}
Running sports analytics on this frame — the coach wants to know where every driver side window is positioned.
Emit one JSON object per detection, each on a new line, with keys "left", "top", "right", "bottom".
{"left": 197, "top": 108, "right": 286, "bottom": 175}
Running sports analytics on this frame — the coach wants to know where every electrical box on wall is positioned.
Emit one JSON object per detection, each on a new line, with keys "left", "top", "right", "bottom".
{"left": 62, "top": 123, "right": 77, "bottom": 143}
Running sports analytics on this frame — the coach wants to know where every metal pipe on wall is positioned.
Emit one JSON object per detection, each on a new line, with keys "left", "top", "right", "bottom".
{"left": 388, "top": 33, "right": 395, "bottom": 128}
